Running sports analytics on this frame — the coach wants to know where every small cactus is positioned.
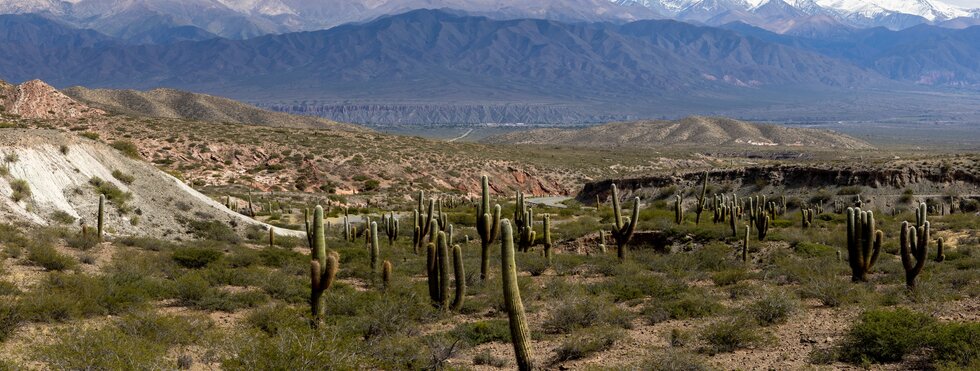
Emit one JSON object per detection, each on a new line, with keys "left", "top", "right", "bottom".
{"left": 269, "top": 227, "right": 275, "bottom": 248}
{"left": 674, "top": 194, "right": 684, "bottom": 225}
{"left": 500, "top": 220, "right": 533, "bottom": 371}
{"left": 370, "top": 221, "right": 380, "bottom": 280}
{"left": 610, "top": 184, "right": 639, "bottom": 261}
{"left": 742, "top": 225, "right": 749, "bottom": 263}
{"left": 695, "top": 171, "right": 708, "bottom": 225}
{"left": 935, "top": 237, "right": 945, "bottom": 263}
{"left": 382, "top": 260, "right": 392, "bottom": 290}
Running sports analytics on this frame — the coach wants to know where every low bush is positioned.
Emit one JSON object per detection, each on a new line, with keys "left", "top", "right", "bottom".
{"left": 553, "top": 325, "right": 624, "bottom": 363}
{"left": 172, "top": 246, "right": 223, "bottom": 268}
{"left": 27, "top": 244, "right": 76, "bottom": 271}
{"left": 700, "top": 316, "right": 767, "bottom": 354}
{"left": 642, "top": 291, "right": 721, "bottom": 324}
{"left": 747, "top": 290, "right": 797, "bottom": 326}
{"left": 450, "top": 320, "right": 511, "bottom": 346}
{"left": 837, "top": 308, "right": 979, "bottom": 367}
{"left": 543, "top": 295, "right": 634, "bottom": 334}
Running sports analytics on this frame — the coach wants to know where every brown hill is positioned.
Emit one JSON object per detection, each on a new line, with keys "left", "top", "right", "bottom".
{"left": 0, "top": 79, "right": 104, "bottom": 120}
{"left": 482, "top": 116, "right": 873, "bottom": 149}
{"left": 63, "top": 86, "right": 364, "bottom": 131}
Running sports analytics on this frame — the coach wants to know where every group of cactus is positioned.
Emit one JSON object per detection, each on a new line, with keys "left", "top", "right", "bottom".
{"left": 412, "top": 191, "right": 436, "bottom": 253}
{"left": 514, "top": 191, "right": 536, "bottom": 252}
{"left": 426, "top": 228, "right": 465, "bottom": 311}
{"left": 845, "top": 207, "right": 882, "bottom": 282}
{"left": 800, "top": 205, "right": 816, "bottom": 229}
{"left": 748, "top": 195, "right": 772, "bottom": 241}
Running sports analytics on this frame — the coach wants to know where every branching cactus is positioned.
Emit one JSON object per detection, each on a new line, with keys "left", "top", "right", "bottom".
{"left": 846, "top": 207, "right": 882, "bottom": 282}
{"left": 309, "top": 206, "right": 337, "bottom": 327}
{"left": 610, "top": 184, "right": 639, "bottom": 261}
{"left": 695, "top": 171, "right": 708, "bottom": 225}
{"left": 451, "top": 244, "right": 465, "bottom": 311}
{"left": 915, "top": 202, "right": 927, "bottom": 227}
{"left": 801, "top": 207, "right": 815, "bottom": 229}
{"left": 900, "top": 221, "right": 928, "bottom": 289}
{"left": 754, "top": 209, "right": 770, "bottom": 241}
{"left": 476, "top": 176, "right": 501, "bottom": 281}
{"left": 384, "top": 212, "right": 399, "bottom": 246}
{"left": 500, "top": 220, "right": 533, "bottom": 371}
{"left": 515, "top": 195, "right": 536, "bottom": 253}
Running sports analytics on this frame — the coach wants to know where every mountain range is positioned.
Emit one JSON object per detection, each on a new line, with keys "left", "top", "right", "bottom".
{"left": 2, "top": 8, "right": 980, "bottom": 124}
{"left": 0, "top": 0, "right": 976, "bottom": 44}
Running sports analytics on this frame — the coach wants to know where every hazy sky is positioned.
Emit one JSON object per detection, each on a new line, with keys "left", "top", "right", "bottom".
{"left": 945, "top": 0, "right": 980, "bottom": 8}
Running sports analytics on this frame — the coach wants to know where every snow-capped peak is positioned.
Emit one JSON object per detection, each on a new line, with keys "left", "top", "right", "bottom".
{"left": 815, "top": 0, "right": 968, "bottom": 21}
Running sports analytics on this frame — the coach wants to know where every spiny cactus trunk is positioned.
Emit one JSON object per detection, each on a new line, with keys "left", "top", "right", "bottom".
{"left": 500, "top": 220, "right": 533, "bottom": 371}
{"left": 543, "top": 214, "right": 553, "bottom": 263}
{"left": 427, "top": 242, "right": 440, "bottom": 304}
{"left": 610, "top": 184, "right": 639, "bottom": 261}
{"left": 382, "top": 260, "right": 392, "bottom": 290}
{"left": 476, "top": 176, "right": 500, "bottom": 281}
{"left": 742, "top": 225, "right": 749, "bottom": 263}
{"left": 935, "top": 237, "right": 945, "bottom": 263}
{"left": 695, "top": 171, "right": 708, "bottom": 225}
{"left": 370, "top": 221, "right": 380, "bottom": 282}
{"left": 97, "top": 194, "right": 105, "bottom": 241}
{"left": 451, "top": 244, "right": 465, "bottom": 311}
{"left": 438, "top": 231, "right": 451, "bottom": 310}
{"left": 900, "top": 221, "right": 928, "bottom": 289}
{"left": 310, "top": 249, "right": 338, "bottom": 328}
{"left": 846, "top": 207, "right": 882, "bottom": 282}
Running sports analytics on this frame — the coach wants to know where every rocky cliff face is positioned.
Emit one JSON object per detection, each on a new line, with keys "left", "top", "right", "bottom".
{"left": 0, "top": 79, "right": 104, "bottom": 120}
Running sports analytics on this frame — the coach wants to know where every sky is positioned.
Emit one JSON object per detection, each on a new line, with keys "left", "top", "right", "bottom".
{"left": 945, "top": 0, "right": 980, "bottom": 7}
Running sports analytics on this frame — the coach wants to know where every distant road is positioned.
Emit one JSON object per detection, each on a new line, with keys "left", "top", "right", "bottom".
{"left": 447, "top": 129, "right": 474, "bottom": 142}
{"left": 526, "top": 196, "right": 572, "bottom": 208}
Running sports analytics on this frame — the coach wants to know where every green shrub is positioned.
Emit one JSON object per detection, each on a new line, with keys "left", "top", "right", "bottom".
{"left": 0, "top": 303, "right": 23, "bottom": 342}
{"left": 710, "top": 268, "right": 752, "bottom": 286}
{"left": 65, "top": 233, "right": 100, "bottom": 251}
{"left": 839, "top": 308, "right": 935, "bottom": 364}
{"left": 186, "top": 220, "right": 241, "bottom": 243}
{"left": 172, "top": 246, "right": 223, "bottom": 268}
{"left": 27, "top": 244, "right": 76, "bottom": 271}
{"left": 642, "top": 291, "right": 721, "bottom": 324}
{"left": 89, "top": 177, "right": 133, "bottom": 207}
{"left": 450, "top": 320, "right": 511, "bottom": 346}
{"left": 553, "top": 326, "right": 624, "bottom": 362}
{"left": 543, "top": 295, "right": 634, "bottom": 334}
{"left": 111, "top": 140, "right": 141, "bottom": 159}
{"left": 222, "top": 327, "right": 362, "bottom": 369}
{"left": 49, "top": 210, "right": 76, "bottom": 225}
{"left": 9, "top": 179, "right": 30, "bottom": 202}
{"left": 115, "top": 311, "right": 213, "bottom": 346}
{"left": 112, "top": 170, "right": 136, "bottom": 185}
{"left": 700, "top": 317, "right": 767, "bottom": 354}
{"left": 931, "top": 321, "right": 980, "bottom": 368}
{"left": 473, "top": 350, "right": 507, "bottom": 367}
{"left": 36, "top": 326, "right": 167, "bottom": 369}
{"left": 748, "top": 290, "right": 797, "bottom": 326}
{"left": 245, "top": 304, "right": 307, "bottom": 336}
{"left": 635, "top": 350, "right": 711, "bottom": 371}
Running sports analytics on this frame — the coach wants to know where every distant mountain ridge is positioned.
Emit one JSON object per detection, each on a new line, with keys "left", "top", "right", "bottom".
{"left": 0, "top": 79, "right": 104, "bottom": 119}
{"left": 63, "top": 85, "right": 364, "bottom": 131}
{"left": 482, "top": 116, "right": 874, "bottom": 149}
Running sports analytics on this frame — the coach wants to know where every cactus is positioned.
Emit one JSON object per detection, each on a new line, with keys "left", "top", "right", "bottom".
{"left": 846, "top": 207, "right": 882, "bottom": 282}
{"left": 500, "top": 220, "right": 533, "bottom": 371}
{"left": 915, "top": 202, "right": 927, "bottom": 227}
{"left": 269, "top": 227, "right": 275, "bottom": 248}
{"left": 695, "top": 171, "right": 708, "bottom": 225}
{"left": 729, "top": 201, "right": 737, "bottom": 237}
{"left": 451, "top": 244, "right": 465, "bottom": 311}
{"left": 515, "top": 193, "right": 536, "bottom": 253}
{"left": 382, "top": 260, "right": 392, "bottom": 290}
{"left": 97, "top": 194, "right": 105, "bottom": 241}
{"left": 383, "top": 212, "right": 398, "bottom": 246}
{"left": 900, "top": 221, "right": 928, "bottom": 289}
{"left": 610, "top": 184, "right": 639, "bottom": 261}
{"left": 742, "top": 225, "right": 749, "bottom": 262}
{"left": 801, "top": 207, "right": 814, "bottom": 229}
{"left": 542, "top": 214, "right": 553, "bottom": 262}
{"left": 309, "top": 205, "right": 336, "bottom": 326}
{"left": 754, "top": 208, "right": 769, "bottom": 241}
{"left": 438, "top": 231, "right": 450, "bottom": 310}
{"left": 476, "top": 176, "right": 501, "bottom": 281}
{"left": 674, "top": 194, "right": 684, "bottom": 225}
{"left": 598, "top": 229, "right": 607, "bottom": 253}
{"left": 426, "top": 242, "right": 440, "bottom": 304}
{"left": 304, "top": 208, "right": 313, "bottom": 248}
{"left": 370, "top": 221, "right": 380, "bottom": 280}
{"left": 935, "top": 237, "right": 945, "bottom": 263}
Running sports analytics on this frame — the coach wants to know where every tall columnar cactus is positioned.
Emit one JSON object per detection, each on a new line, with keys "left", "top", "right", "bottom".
{"left": 309, "top": 205, "right": 336, "bottom": 326}
{"left": 426, "top": 242, "right": 440, "bottom": 304}
{"left": 413, "top": 210, "right": 422, "bottom": 253}
{"left": 674, "top": 194, "right": 684, "bottom": 225}
{"left": 915, "top": 202, "right": 927, "bottom": 227}
{"left": 269, "top": 227, "right": 275, "bottom": 248}
{"left": 370, "top": 221, "right": 380, "bottom": 279}
{"left": 500, "top": 220, "right": 533, "bottom": 371}
{"left": 935, "top": 237, "right": 945, "bottom": 263}
{"left": 97, "top": 194, "right": 105, "bottom": 241}
{"left": 729, "top": 201, "right": 737, "bottom": 237}
{"left": 610, "top": 184, "right": 639, "bottom": 261}
{"left": 304, "top": 208, "right": 313, "bottom": 248}
{"left": 695, "top": 171, "right": 708, "bottom": 225}
{"left": 846, "top": 207, "right": 882, "bottom": 282}
{"left": 900, "top": 221, "right": 928, "bottom": 289}
{"left": 414, "top": 194, "right": 435, "bottom": 251}
{"left": 451, "top": 244, "right": 465, "bottom": 311}
{"left": 476, "top": 176, "right": 501, "bottom": 281}
{"left": 742, "top": 225, "right": 749, "bottom": 262}
{"left": 384, "top": 212, "right": 398, "bottom": 246}
{"left": 754, "top": 209, "right": 770, "bottom": 241}
{"left": 382, "top": 260, "right": 392, "bottom": 290}
{"left": 437, "top": 199, "right": 448, "bottom": 230}
{"left": 437, "top": 231, "right": 451, "bottom": 310}
{"left": 542, "top": 214, "right": 553, "bottom": 262}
